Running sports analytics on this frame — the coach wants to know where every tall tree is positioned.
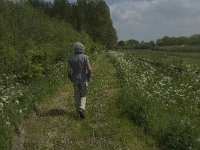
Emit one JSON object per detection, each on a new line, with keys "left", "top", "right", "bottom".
{"left": 27, "top": 0, "right": 118, "bottom": 49}
{"left": 83, "top": 0, "right": 117, "bottom": 48}
{"left": 52, "top": 0, "right": 70, "bottom": 21}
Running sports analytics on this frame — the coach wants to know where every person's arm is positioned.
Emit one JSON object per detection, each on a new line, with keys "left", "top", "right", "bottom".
{"left": 67, "top": 63, "right": 72, "bottom": 82}
{"left": 87, "top": 63, "right": 92, "bottom": 82}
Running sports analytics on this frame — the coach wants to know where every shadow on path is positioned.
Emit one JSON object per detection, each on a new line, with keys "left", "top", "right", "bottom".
{"left": 38, "top": 108, "right": 78, "bottom": 119}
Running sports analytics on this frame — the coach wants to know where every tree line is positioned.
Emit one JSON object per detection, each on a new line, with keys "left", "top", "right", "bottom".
{"left": 118, "top": 34, "right": 200, "bottom": 51}
{"left": 28, "top": 0, "right": 118, "bottom": 49}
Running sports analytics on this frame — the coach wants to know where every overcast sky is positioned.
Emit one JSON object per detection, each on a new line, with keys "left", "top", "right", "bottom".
{"left": 46, "top": 0, "right": 200, "bottom": 41}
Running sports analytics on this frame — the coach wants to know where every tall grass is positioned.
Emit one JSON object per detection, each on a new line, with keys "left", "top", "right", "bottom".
{"left": 109, "top": 51, "right": 200, "bottom": 149}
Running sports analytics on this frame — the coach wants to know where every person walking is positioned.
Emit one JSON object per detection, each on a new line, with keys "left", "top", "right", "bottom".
{"left": 67, "top": 42, "right": 92, "bottom": 119}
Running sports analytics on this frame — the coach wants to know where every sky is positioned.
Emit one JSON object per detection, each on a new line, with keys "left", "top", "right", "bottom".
{"left": 45, "top": 0, "right": 200, "bottom": 41}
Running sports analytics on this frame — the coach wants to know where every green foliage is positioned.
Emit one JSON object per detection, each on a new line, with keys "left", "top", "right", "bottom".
{"left": 159, "top": 120, "right": 198, "bottom": 150}
{"left": 117, "top": 39, "right": 155, "bottom": 50}
{"left": 117, "top": 34, "right": 200, "bottom": 52}
{"left": 28, "top": 0, "right": 118, "bottom": 49}
{"left": 156, "top": 35, "right": 200, "bottom": 46}
{"left": 51, "top": 0, "right": 71, "bottom": 20}
{"left": 73, "top": 0, "right": 118, "bottom": 49}
{"left": 0, "top": 0, "right": 102, "bottom": 149}
{"left": 154, "top": 45, "right": 200, "bottom": 52}
{"left": 127, "top": 39, "right": 139, "bottom": 46}
{"left": 109, "top": 50, "right": 200, "bottom": 150}
{"left": 117, "top": 40, "right": 125, "bottom": 47}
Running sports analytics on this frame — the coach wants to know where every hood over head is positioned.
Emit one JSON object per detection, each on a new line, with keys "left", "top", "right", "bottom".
{"left": 74, "top": 42, "right": 84, "bottom": 54}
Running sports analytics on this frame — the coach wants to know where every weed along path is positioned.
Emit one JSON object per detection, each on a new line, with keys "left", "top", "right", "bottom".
{"left": 19, "top": 53, "right": 157, "bottom": 149}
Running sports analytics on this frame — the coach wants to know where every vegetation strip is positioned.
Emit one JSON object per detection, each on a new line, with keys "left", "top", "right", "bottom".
{"left": 109, "top": 50, "right": 200, "bottom": 150}
{"left": 0, "top": 0, "right": 108, "bottom": 148}
{"left": 17, "top": 53, "right": 157, "bottom": 149}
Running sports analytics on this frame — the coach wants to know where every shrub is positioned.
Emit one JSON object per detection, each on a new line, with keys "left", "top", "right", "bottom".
{"left": 159, "top": 120, "right": 198, "bottom": 150}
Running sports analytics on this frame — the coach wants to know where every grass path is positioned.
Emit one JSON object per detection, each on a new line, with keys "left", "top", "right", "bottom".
{"left": 20, "top": 53, "right": 158, "bottom": 149}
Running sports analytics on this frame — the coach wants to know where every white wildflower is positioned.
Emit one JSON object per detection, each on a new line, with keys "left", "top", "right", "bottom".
{"left": 19, "top": 109, "right": 22, "bottom": 114}
{"left": 2, "top": 96, "right": 9, "bottom": 103}
{"left": 6, "top": 121, "right": 10, "bottom": 126}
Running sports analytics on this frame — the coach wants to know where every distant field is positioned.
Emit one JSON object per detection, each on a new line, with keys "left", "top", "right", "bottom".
{"left": 132, "top": 50, "right": 200, "bottom": 64}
